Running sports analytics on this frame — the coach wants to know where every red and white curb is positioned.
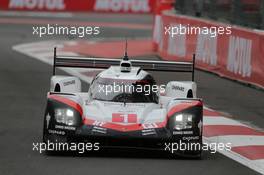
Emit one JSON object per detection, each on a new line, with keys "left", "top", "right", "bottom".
{"left": 13, "top": 40, "right": 264, "bottom": 174}
{"left": 203, "top": 107, "right": 264, "bottom": 174}
{"left": 13, "top": 40, "right": 102, "bottom": 83}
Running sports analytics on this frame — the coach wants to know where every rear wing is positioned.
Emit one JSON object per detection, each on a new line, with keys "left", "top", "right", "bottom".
{"left": 53, "top": 48, "right": 196, "bottom": 81}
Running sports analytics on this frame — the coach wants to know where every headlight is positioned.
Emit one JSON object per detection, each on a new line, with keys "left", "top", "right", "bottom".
{"left": 55, "top": 109, "right": 75, "bottom": 125}
{"left": 174, "top": 114, "right": 193, "bottom": 130}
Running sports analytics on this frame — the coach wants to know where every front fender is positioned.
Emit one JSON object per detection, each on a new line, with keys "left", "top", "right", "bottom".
{"left": 166, "top": 99, "right": 203, "bottom": 136}
{"left": 43, "top": 94, "right": 83, "bottom": 137}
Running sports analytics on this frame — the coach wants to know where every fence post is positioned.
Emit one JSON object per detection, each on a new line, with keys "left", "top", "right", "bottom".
{"left": 261, "top": 0, "right": 264, "bottom": 29}
{"left": 231, "top": 0, "right": 243, "bottom": 25}
{"left": 208, "top": 0, "right": 217, "bottom": 19}
{"left": 175, "top": 0, "right": 185, "bottom": 14}
{"left": 195, "top": 0, "right": 204, "bottom": 17}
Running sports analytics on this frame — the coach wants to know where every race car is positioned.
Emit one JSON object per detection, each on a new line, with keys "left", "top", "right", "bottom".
{"left": 42, "top": 47, "right": 203, "bottom": 157}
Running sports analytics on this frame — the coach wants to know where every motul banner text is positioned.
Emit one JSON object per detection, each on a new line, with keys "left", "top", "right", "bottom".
{"left": 154, "top": 13, "right": 264, "bottom": 88}
{"left": 0, "top": 0, "right": 157, "bottom": 13}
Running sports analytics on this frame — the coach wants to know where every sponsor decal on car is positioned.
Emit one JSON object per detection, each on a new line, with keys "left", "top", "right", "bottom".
{"left": 48, "top": 129, "right": 65, "bottom": 135}
{"left": 141, "top": 129, "right": 156, "bottom": 136}
{"left": 173, "top": 131, "right": 193, "bottom": 135}
{"left": 112, "top": 113, "right": 137, "bottom": 123}
{"left": 92, "top": 126, "right": 107, "bottom": 134}
{"left": 93, "top": 120, "right": 106, "bottom": 127}
{"left": 55, "top": 125, "right": 76, "bottom": 131}
{"left": 63, "top": 80, "right": 75, "bottom": 86}
{"left": 142, "top": 123, "right": 158, "bottom": 129}
{"left": 182, "top": 136, "right": 200, "bottom": 141}
{"left": 172, "top": 85, "right": 185, "bottom": 92}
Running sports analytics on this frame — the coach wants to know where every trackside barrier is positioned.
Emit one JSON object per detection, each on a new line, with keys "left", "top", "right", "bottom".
{"left": 0, "top": 0, "right": 157, "bottom": 14}
{"left": 153, "top": 10, "right": 264, "bottom": 89}
{"left": 152, "top": 0, "right": 174, "bottom": 51}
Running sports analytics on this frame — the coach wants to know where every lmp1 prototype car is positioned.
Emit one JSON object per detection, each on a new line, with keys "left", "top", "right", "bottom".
{"left": 42, "top": 47, "right": 203, "bottom": 157}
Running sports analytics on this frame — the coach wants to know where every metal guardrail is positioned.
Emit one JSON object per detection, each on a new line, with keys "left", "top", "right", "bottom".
{"left": 174, "top": 0, "right": 264, "bottom": 29}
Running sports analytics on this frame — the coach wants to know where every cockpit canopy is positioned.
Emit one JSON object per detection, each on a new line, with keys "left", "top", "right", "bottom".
{"left": 89, "top": 74, "right": 159, "bottom": 103}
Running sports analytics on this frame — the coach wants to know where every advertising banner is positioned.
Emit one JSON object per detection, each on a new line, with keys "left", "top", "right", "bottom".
{"left": 156, "top": 12, "right": 264, "bottom": 88}
{"left": 0, "top": 0, "right": 157, "bottom": 13}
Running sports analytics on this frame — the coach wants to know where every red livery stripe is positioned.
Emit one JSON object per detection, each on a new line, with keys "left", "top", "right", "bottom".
{"left": 112, "top": 113, "right": 138, "bottom": 123}
{"left": 83, "top": 118, "right": 166, "bottom": 132}
{"left": 167, "top": 101, "right": 202, "bottom": 117}
{"left": 128, "top": 114, "right": 137, "bottom": 123}
{"left": 112, "top": 113, "right": 124, "bottom": 123}
{"left": 48, "top": 94, "right": 83, "bottom": 116}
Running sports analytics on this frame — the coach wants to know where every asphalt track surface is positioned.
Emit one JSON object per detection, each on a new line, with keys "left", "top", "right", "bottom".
{"left": 0, "top": 13, "right": 263, "bottom": 175}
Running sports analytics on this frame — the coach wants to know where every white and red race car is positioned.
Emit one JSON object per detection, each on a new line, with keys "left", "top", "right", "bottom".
{"left": 43, "top": 47, "right": 203, "bottom": 157}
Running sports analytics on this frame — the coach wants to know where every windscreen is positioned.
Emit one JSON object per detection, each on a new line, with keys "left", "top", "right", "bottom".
{"left": 90, "top": 76, "right": 159, "bottom": 103}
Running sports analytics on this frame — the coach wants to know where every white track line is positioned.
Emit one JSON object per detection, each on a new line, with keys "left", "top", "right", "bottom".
{"left": 0, "top": 11, "right": 73, "bottom": 18}
{"left": 208, "top": 135, "right": 264, "bottom": 147}
{"left": 12, "top": 41, "right": 94, "bottom": 83}
{"left": 203, "top": 112, "right": 264, "bottom": 174}
{"left": 203, "top": 116, "right": 247, "bottom": 127}
{"left": 204, "top": 137, "right": 264, "bottom": 175}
